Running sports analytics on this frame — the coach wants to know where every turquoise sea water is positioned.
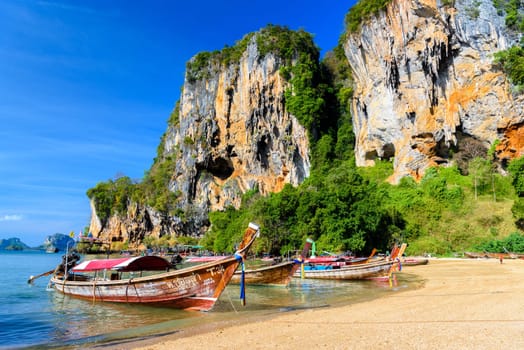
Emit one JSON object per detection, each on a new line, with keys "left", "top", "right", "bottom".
{"left": 0, "top": 251, "right": 417, "bottom": 349}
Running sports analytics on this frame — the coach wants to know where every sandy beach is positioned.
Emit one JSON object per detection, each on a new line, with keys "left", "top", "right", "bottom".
{"left": 98, "top": 258, "right": 524, "bottom": 350}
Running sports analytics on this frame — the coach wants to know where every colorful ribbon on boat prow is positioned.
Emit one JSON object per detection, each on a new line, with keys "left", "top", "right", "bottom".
{"left": 386, "top": 257, "right": 403, "bottom": 287}
{"left": 234, "top": 253, "right": 246, "bottom": 306}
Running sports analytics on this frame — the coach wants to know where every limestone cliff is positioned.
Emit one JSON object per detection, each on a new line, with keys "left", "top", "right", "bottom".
{"left": 88, "top": 3, "right": 524, "bottom": 246}
{"left": 164, "top": 35, "right": 311, "bottom": 233}
{"left": 89, "top": 29, "right": 311, "bottom": 245}
{"left": 343, "top": 0, "right": 524, "bottom": 182}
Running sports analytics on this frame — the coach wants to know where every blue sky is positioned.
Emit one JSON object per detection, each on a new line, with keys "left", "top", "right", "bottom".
{"left": 0, "top": 0, "right": 354, "bottom": 247}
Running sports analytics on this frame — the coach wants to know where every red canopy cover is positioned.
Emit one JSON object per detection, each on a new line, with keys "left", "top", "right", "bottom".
{"left": 72, "top": 256, "right": 171, "bottom": 272}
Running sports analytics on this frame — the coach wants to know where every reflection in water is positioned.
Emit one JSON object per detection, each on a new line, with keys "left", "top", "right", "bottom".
{"left": 47, "top": 292, "right": 200, "bottom": 342}
{"left": 32, "top": 273, "right": 423, "bottom": 349}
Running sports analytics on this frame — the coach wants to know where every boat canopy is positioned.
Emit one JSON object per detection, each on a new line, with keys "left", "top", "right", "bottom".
{"left": 72, "top": 256, "right": 171, "bottom": 272}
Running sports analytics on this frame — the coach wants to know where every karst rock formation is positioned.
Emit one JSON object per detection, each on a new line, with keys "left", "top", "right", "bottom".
{"left": 89, "top": 2, "right": 523, "bottom": 245}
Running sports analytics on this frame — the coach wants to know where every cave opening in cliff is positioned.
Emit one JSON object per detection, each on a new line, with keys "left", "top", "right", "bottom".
{"left": 256, "top": 136, "right": 270, "bottom": 169}
{"left": 226, "top": 144, "right": 237, "bottom": 157}
{"left": 435, "top": 138, "right": 451, "bottom": 162}
{"left": 451, "top": 133, "right": 488, "bottom": 175}
{"left": 407, "top": 111, "right": 416, "bottom": 124}
{"left": 382, "top": 143, "right": 395, "bottom": 160}
{"left": 365, "top": 150, "right": 378, "bottom": 161}
{"left": 211, "top": 128, "right": 220, "bottom": 147}
{"left": 364, "top": 143, "right": 395, "bottom": 162}
{"left": 387, "top": 59, "right": 400, "bottom": 91}
{"left": 225, "top": 87, "right": 234, "bottom": 129}
{"left": 206, "top": 157, "right": 234, "bottom": 180}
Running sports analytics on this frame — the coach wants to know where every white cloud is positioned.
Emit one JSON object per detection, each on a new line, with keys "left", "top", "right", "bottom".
{"left": 0, "top": 214, "right": 23, "bottom": 221}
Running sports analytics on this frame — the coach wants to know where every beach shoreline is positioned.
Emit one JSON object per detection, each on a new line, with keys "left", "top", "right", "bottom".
{"left": 91, "top": 258, "right": 524, "bottom": 350}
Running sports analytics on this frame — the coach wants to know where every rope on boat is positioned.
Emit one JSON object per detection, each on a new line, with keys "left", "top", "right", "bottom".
{"left": 124, "top": 277, "right": 139, "bottom": 302}
{"left": 125, "top": 279, "right": 131, "bottom": 303}
{"left": 224, "top": 285, "right": 239, "bottom": 314}
{"left": 131, "top": 278, "right": 140, "bottom": 302}
{"left": 234, "top": 253, "right": 246, "bottom": 306}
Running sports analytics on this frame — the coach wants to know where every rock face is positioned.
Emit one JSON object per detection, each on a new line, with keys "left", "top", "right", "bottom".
{"left": 90, "top": 4, "right": 524, "bottom": 245}
{"left": 89, "top": 32, "right": 311, "bottom": 243}
{"left": 42, "top": 233, "right": 75, "bottom": 252}
{"left": 164, "top": 38, "right": 310, "bottom": 234}
{"left": 88, "top": 200, "right": 169, "bottom": 246}
{"left": 343, "top": 0, "right": 524, "bottom": 182}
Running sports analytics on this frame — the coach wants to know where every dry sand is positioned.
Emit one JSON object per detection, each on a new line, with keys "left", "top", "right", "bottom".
{"left": 99, "top": 258, "right": 524, "bottom": 350}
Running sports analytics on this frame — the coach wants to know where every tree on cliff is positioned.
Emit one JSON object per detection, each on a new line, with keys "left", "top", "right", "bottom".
{"left": 508, "top": 156, "right": 524, "bottom": 229}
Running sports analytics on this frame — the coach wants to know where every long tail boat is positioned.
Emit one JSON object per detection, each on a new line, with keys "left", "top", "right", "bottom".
{"left": 464, "top": 252, "right": 489, "bottom": 259}
{"left": 402, "top": 257, "right": 429, "bottom": 266}
{"left": 301, "top": 239, "right": 378, "bottom": 267}
{"left": 294, "top": 243, "right": 406, "bottom": 281}
{"left": 294, "top": 258, "right": 396, "bottom": 280}
{"left": 229, "top": 260, "right": 299, "bottom": 286}
{"left": 229, "top": 238, "right": 312, "bottom": 286}
{"left": 49, "top": 222, "right": 260, "bottom": 311}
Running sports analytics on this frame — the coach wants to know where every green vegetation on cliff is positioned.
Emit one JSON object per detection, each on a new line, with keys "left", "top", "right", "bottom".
{"left": 87, "top": 176, "right": 138, "bottom": 222}
{"left": 494, "top": 45, "right": 524, "bottom": 91}
{"left": 204, "top": 162, "right": 395, "bottom": 255}
{"left": 344, "top": 0, "right": 392, "bottom": 33}
{"left": 508, "top": 156, "right": 524, "bottom": 229}
{"left": 186, "top": 25, "right": 318, "bottom": 83}
{"left": 475, "top": 231, "right": 524, "bottom": 253}
{"left": 493, "top": 0, "right": 524, "bottom": 31}
{"left": 87, "top": 153, "right": 180, "bottom": 223}
{"left": 492, "top": 0, "right": 524, "bottom": 91}
{"left": 255, "top": 25, "right": 318, "bottom": 61}
{"left": 205, "top": 154, "right": 522, "bottom": 256}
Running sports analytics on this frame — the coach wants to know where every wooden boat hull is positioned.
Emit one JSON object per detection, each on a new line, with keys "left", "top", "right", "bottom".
{"left": 464, "top": 252, "right": 489, "bottom": 259}
{"left": 51, "top": 257, "right": 240, "bottom": 310}
{"left": 230, "top": 260, "right": 299, "bottom": 286}
{"left": 402, "top": 258, "right": 429, "bottom": 266}
{"left": 294, "top": 260, "right": 395, "bottom": 280}
{"left": 50, "top": 223, "right": 259, "bottom": 311}
{"left": 465, "top": 252, "right": 522, "bottom": 259}
{"left": 485, "top": 252, "right": 520, "bottom": 259}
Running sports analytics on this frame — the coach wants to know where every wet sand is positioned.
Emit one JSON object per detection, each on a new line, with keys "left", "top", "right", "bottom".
{"left": 99, "top": 258, "right": 524, "bottom": 350}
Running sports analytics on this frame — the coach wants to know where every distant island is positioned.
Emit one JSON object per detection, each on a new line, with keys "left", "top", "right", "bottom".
{"left": 0, "top": 233, "right": 75, "bottom": 252}
{"left": 42, "top": 233, "right": 75, "bottom": 252}
{"left": 0, "top": 237, "right": 30, "bottom": 250}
